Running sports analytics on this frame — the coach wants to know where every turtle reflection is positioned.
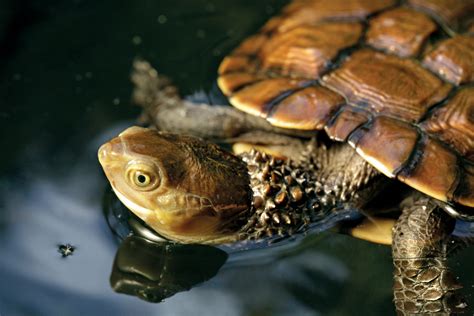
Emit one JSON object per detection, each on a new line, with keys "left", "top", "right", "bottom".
{"left": 110, "top": 236, "right": 227, "bottom": 303}
{"left": 104, "top": 188, "right": 228, "bottom": 302}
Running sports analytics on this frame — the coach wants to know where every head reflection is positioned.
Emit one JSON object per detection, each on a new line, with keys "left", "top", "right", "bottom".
{"left": 105, "top": 189, "right": 228, "bottom": 303}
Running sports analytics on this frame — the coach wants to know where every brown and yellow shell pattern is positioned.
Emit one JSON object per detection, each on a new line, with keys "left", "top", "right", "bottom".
{"left": 217, "top": 0, "right": 474, "bottom": 208}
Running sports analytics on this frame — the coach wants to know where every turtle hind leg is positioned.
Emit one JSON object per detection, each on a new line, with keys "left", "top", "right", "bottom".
{"left": 131, "top": 59, "right": 312, "bottom": 140}
{"left": 131, "top": 59, "right": 179, "bottom": 112}
{"left": 130, "top": 59, "right": 273, "bottom": 139}
{"left": 392, "top": 196, "right": 468, "bottom": 314}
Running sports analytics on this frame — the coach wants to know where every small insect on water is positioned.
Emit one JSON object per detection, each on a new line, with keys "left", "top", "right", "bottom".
{"left": 57, "top": 243, "right": 75, "bottom": 257}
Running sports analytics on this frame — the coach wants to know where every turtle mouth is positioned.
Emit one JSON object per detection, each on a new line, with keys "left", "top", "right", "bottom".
{"left": 112, "top": 186, "right": 154, "bottom": 220}
{"left": 112, "top": 185, "right": 221, "bottom": 225}
{"left": 167, "top": 207, "right": 218, "bottom": 218}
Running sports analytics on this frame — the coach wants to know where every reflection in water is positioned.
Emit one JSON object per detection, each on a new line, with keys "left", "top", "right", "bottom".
{"left": 103, "top": 185, "right": 346, "bottom": 305}
{"left": 111, "top": 236, "right": 227, "bottom": 302}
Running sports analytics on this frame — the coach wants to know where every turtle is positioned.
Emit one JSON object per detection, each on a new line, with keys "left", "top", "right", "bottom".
{"left": 98, "top": 0, "right": 474, "bottom": 314}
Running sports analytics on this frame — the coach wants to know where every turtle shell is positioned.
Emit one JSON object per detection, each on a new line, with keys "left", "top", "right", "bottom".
{"left": 217, "top": 0, "right": 474, "bottom": 208}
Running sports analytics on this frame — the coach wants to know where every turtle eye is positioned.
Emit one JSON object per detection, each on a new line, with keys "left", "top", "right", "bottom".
{"left": 126, "top": 163, "right": 160, "bottom": 191}
{"left": 133, "top": 171, "right": 151, "bottom": 187}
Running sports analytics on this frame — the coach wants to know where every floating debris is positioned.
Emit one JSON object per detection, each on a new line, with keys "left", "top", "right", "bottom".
{"left": 58, "top": 243, "right": 75, "bottom": 257}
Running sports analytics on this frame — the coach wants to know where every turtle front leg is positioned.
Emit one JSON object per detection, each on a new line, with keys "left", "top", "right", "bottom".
{"left": 392, "top": 196, "right": 468, "bottom": 315}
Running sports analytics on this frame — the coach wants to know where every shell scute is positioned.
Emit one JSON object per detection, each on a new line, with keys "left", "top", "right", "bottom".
{"left": 423, "top": 35, "right": 474, "bottom": 85}
{"left": 366, "top": 7, "right": 437, "bottom": 58}
{"left": 398, "top": 137, "right": 458, "bottom": 203}
{"left": 407, "top": 0, "right": 474, "bottom": 32}
{"left": 325, "top": 106, "right": 371, "bottom": 141}
{"left": 322, "top": 49, "right": 451, "bottom": 122}
{"left": 267, "top": 86, "right": 345, "bottom": 130}
{"left": 216, "top": 0, "right": 474, "bottom": 207}
{"left": 421, "top": 87, "right": 474, "bottom": 160}
{"left": 259, "top": 22, "right": 362, "bottom": 79}
{"left": 275, "top": 0, "right": 396, "bottom": 33}
{"left": 349, "top": 116, "right": 419, "bottom": 178}
{"left": 230, "top": 78, "right": 308, "bottom": 117}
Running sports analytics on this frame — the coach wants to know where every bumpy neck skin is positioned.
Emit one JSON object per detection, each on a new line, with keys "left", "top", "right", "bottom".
{"left": 236, "top": 150, "right": 322, "bottom": 241}
{"left": 232, "top": 144, "right": 381, "bottom": 242}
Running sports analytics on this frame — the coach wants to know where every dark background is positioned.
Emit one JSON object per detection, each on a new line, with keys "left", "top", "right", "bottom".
{"left": 0, "top": 1, "right": 472, "bottom": 315}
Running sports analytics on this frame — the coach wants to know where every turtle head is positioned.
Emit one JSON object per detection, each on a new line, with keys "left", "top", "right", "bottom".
{"left": 98, "top": 126, "right": 251, "bottom": 244}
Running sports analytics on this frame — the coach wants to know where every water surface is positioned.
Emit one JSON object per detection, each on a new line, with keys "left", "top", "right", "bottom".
{"left": 1, "top": 1, "right": 473, "bottom": 315}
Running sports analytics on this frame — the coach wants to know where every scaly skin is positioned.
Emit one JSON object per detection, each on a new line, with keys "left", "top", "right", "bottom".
{"left": 393, "top": 197, "right": 467, "bottom": 315}
{"left": 237, "top": 149, "right": 321, "bottom": 240}
{"left": 235, "top": 145, "right": 382, "bottom": 241}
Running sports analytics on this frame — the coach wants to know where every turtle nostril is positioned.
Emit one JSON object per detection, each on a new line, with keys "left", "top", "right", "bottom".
{"left": 98, "top": 138, "right": 125, "bottom": 164}
{"left": 98, "top": 143, "right": 112, "bottom": 164}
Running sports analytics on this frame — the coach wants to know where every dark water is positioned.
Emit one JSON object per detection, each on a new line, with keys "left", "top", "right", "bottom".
{"left": 1, "top": 1, "right": 473, "bottom": 315}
